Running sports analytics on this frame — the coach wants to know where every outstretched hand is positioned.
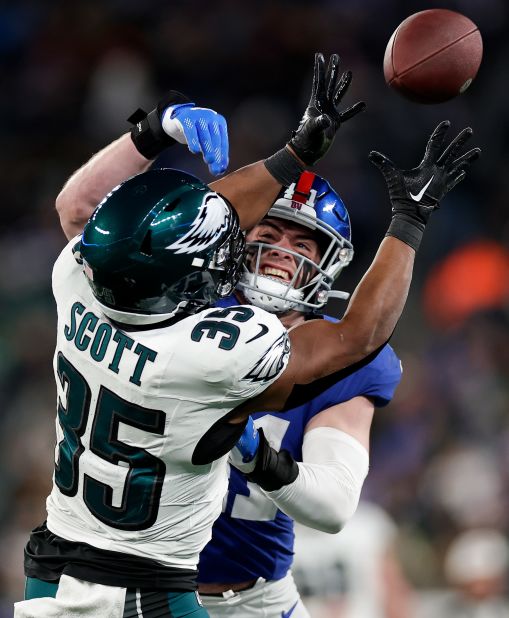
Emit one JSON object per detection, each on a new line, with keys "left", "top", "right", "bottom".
{"left": 369, "top": 120, "right": 481, "bottom": 224}
{"left": 369, "top": 121, "right": 481, "bottom": 251}
{"left": 288, "top": 52, "right": 366, "bottom": 166}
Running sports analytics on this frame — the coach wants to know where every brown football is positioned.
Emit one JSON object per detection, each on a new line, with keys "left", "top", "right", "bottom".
{"left": 384, "top": 9, "right": 483, "bottom": 104}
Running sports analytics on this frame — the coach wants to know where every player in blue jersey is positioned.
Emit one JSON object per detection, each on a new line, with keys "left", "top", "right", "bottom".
{"left": 197, "top": 172, "right": 402, "bottom": 618}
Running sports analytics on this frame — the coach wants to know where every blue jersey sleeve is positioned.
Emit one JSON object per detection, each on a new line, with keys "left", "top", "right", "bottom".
{"left": 302, "top": 343, "right": 402, "bottom": 414}
{"left": 348, "top": 343, "right": 402, "bottom": 406}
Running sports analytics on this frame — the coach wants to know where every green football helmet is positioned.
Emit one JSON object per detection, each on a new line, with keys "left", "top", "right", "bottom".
{"left": 79, "top": 168, "right": 245, "bottom": 321}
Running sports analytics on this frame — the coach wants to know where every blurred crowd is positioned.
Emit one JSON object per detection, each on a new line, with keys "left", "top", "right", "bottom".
{"left": 1, "top": 0, "right": 509, "bottom": 615}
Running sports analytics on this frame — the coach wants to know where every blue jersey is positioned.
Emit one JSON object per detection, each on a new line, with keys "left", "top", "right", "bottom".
{"left": 198, "top": 296, "right": 402, "bottom": 583}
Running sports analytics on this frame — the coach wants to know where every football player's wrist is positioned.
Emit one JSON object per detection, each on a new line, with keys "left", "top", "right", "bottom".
{"left": 285, "top": 144, "right": 307, "bottom": 167}
{"left": 386, "top": 214, "right": 425, "bottom": 251}
{"left": 264, "top": 147, "right": 305, "bottom": 187}
{"left": 128, "top": 90, "right": 192, "bottom": 159}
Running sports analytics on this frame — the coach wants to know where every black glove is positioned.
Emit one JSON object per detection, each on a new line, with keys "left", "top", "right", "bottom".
{"left": 369, "top": 120, "right": 481, "bottom": 251}
{"left": 246, "top": 429, "right": 299, "bottom": 492}
{"left": 288, "top": 52, "right": 366, "bottom": 165}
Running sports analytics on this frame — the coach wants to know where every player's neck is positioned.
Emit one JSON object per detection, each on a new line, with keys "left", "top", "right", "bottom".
{"left": 233, "top": 291, "right": 305, "bottom": 329}
{"left": 278, "top": 310, "right": 306, "bottom": 329}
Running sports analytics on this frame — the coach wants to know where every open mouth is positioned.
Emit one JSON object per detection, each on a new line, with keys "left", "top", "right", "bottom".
{"left": 261, "top": 266, "right": 291, "bottom": 281}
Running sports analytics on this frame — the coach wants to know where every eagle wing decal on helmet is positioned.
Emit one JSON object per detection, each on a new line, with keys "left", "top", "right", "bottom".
{"left": 166, "top": 193, "right": 230, "bottom": 254}
{"left": 242, "top": 331, "right": 291, "bottom": 383}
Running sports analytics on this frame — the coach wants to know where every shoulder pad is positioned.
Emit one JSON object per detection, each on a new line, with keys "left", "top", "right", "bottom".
{"left": 198, "top": 305, "right": 290, "bottom": 399}
{"left": 52, "top": 234, "right": 85, "bottom": 297}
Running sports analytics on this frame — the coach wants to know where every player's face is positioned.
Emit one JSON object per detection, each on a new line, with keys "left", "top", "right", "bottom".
{"left": 246, "top": 217, "right": 321, "bottom": 287}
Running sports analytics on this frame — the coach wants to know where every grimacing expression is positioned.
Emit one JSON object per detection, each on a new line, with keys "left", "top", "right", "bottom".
{"left": 246, "top": 217, "right": 321, "bottom": 288}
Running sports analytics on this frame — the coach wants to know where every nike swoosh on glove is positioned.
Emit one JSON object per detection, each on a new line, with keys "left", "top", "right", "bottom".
{"left": 369, "top": 121, "right": 481, "bottom": 250}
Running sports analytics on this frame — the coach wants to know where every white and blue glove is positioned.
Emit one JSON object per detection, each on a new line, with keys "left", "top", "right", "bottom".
{"left": 128, "top": 90, "right": 228, "bottom": 176}
{"left": 162, "top": 103, "right": 229, "bottom": 176}
{"left": 229, "top": 416, "right": 260, "bottom": 473}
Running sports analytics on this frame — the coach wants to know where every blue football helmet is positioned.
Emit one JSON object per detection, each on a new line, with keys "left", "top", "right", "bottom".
{"left": 237, "top": 171, "right": 353, "bottom": 313}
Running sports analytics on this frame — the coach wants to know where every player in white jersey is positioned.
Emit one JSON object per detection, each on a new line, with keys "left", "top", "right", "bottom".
{"left": 48, "top": 232, "right": 289, "bottom": 567}
{"left": 293, "top": 501, "right": 413, "bottom": 618}
{"left": 15, "top": 51, "right": 480, "bottom": 618}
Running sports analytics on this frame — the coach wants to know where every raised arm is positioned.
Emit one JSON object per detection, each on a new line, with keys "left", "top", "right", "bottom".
{"left": 56, "top": 134, "right": 150, "bottom": 239}
{"left": 56, "top": 91, "right": 230, "bottom": 239}
{"left": 233, "top": 121, "right": 481, "bottom": 415}
{"left": 292, "top": 121, "right": 481, "bottom": 381}
{"left": 221, "top": 123, "right": 480, "bottom": 514}
{"left": 56, "top": 53, "right": 365, "bottom": 239}
{"left": 213, "top": 52, "right": 366, "bottom": 230}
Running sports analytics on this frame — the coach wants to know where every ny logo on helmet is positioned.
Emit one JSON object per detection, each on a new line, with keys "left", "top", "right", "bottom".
{"left": 283, "top": 183, "right": 318, "bottom": 211}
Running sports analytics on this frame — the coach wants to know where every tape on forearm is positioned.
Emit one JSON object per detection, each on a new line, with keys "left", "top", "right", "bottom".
{"left": 385, "top": 213, "right": 424, "bottom": 251}
{"left": 264, "top": 148, "right": 305, "bottom": 187}
{"left": 128, "top": 90, "right": 191, "bottom": 159}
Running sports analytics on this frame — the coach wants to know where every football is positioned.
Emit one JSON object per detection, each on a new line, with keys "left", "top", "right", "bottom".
{"left": 383, "top": 9, "right": 483, "bottom": 103}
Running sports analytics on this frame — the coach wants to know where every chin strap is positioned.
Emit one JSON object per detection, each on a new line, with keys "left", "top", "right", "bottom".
{"left": 326, "top": 290, "right": 350, "bottom": 300}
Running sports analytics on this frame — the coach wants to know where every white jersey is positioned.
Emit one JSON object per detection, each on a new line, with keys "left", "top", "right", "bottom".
{"left": 46, "top": 238, "right": 290, "bottom": 569}
{"left": 293, "top": 501, "right": 398, "bottom": 618}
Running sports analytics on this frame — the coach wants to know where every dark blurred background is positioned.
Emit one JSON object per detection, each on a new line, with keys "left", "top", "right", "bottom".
{"left": 1, "top": 0, "right": 508, "bottom": 615}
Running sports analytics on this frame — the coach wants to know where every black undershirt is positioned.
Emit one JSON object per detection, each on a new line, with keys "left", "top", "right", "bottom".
{"left": 25, "top": 523, "right": 197, "bottom": 590}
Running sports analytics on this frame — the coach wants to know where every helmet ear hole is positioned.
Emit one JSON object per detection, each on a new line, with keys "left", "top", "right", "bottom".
{"left": 164, "top": 198, "right": 181, "bottom": 212}
{"left": 140, "top": 230, "right": 153, "bottom": 256}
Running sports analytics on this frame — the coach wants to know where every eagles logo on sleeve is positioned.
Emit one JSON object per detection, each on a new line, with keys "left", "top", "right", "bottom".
{"left": 242, "top": 331, "right": 291, "bottom": 383}
{"left": 166, "top": 193, "right": 230, "bottom": 254}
